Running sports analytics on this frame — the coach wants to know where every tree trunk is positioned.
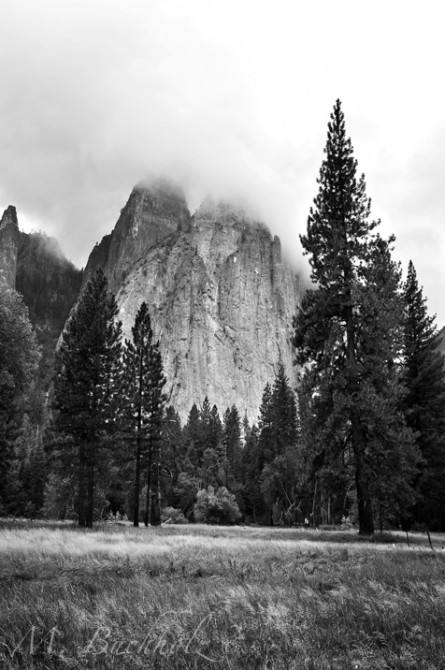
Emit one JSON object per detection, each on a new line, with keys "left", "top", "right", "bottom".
{"left": 77, "top": 443, "right": 87, "bottom": 527}
{"left": 134, "top": 435, "right": 141, "bottom": 527}
{"left": 134, "top": 352, "right": 144, "bottom": 527}
{"left": 312, "top": 477, "right": 318, "bottom": 528}
{"left": 353, "top": 431, "right": 374, "bottom": 535}
{"left": 345, "top": 294, "right": 374, "bottom": 536}
{"left": 144, "top": 441, "right": 152, "bottom": 527}
{"left": 86, "top": 455, "right": 94, "bottom": 529}
{"left": 150, "top": 437, "right": 161, "bottom": 526}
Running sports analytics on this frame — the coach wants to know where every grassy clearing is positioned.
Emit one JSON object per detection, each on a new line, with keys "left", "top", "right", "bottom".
{"left": 1, "top": 522, "right": 445, "bottom": 669}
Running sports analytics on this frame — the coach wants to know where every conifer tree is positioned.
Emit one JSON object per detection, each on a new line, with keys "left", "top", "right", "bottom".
{"left": 294, "top": 100, "right": 417, "bottom": 535}
{"left": 402, "top": 261, "right": 445, "bottom": 529}
{"left": 241, "top": 419, "right": 262, "bottom": 521}
{"left": 200, "top": 397, "right": 213, "bottom": 447}
{"left": 122, "top": 302, "right": 167, "bottom": 527}
{"left": 143, "top": 336, "right": 167, "bottom": 526}
{"left": 221, "top": 405, "right": 242, "bottom": 489}
{"left": 184, "top": 403, "right": 203, "bottom": 467}
{"left": 0, "top": 283, "right": 39, "bottom": 511}
{"left": 161, "top": 406, "right": 184, "bottom": 507}
{"left": 271, "top": 364, "right": 298, "bottom": 455}
{"left": 256, "top": 369, "right": 299, "bottom": 525}
{"left": 200, "top": 400, "right": 223, "bottom": 488}
{"left": 52, "top": 269, "right": 122, "bottom": 527}
{"left": 210, "top": 404, "right": 223, "bottom": 450}
{"left": 258, "top": 383, "right": 274, "bottom": 465}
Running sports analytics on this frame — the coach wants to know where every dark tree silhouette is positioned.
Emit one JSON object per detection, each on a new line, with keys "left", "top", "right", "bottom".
{"left": 294, "top": 100, "right": 417, "bottom": 535}
{"left": 52, "top": 269, "right": 122, "bottom": 527}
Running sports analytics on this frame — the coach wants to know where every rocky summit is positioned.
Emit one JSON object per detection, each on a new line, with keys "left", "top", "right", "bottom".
{"left": 0, "top": 206, "right": 19, "bottom": 288}
{"left": 83, "top": 178, "right": 303, "bottom": 422}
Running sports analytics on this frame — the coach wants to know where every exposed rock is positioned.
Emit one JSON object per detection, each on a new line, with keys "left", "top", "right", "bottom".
{"left": 0, "top": 206, "right": 19, "bottom": 288}
{"left": 83, "top": 179, "right": 302, "bottom": 423}
{"left": 16, "top": 231, "right": 83, "bottom": 329}
{"left": 82, "top": 233, "right": 112, "bottom": 287}
{"left": 82, "top": 178, "right": 190, "bottom": 293}
{"left": 16, "top": 231, "right": 83, "bottom": 389}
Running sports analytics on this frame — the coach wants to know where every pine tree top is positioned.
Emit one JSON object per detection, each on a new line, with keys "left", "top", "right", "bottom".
{"left": 300, "top": 99, "right": 379, "bottom": 289}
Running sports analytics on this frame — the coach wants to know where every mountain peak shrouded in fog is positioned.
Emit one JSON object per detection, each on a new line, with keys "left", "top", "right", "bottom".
{"left": 0, "top": 2, "right": 444, "bottom": 323}
{"left": 82, "top": 180, "right": 302, "bottom": 421}
{"left": 82, "top": 177, "right": 190, "bottom": 292}
{"left": 193, "top": 196, "right": 268, "bottom": 232}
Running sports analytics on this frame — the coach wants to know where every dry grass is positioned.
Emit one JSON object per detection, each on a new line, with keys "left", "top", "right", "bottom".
{"left": 1, "top": 521, "right": 445, "bottom": 669}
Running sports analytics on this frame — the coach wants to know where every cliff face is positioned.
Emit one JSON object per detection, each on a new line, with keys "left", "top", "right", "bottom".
{"left": 84, "top": 180, "right": 302, "bottom": 423}
{"left": 16, "top": 231, "right": 83, "bottom": 388}
{"left": 0, "top": 206, "right": 19, "bottom": 288}
{"left": 16, "top": 232, "right": 83, "bottom": 330}
{"left": 83, "top": 179, "right": 190, "bottom": 293}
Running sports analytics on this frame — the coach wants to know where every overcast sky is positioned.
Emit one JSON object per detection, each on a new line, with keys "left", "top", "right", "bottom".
{"left": 0, "top": 1, "right": 444, "bottom": 323}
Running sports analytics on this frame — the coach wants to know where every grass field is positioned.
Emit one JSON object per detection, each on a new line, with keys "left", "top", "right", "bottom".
{"left": 1, "top": 522, "right": 445, "bottom": 669}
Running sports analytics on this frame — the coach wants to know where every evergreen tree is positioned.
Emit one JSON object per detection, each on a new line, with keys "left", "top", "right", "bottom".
{"left": 294, "top": 100, "right": 417, "bottom": 535}
{"left": 296, "top": 366, "right": 349, "bottom": 526}
{"left": 200, "top": 397, "right": 213, "bottom": 449}
{"left": 52, "top": 269, "right": 122, "bottom": 527}
{"left": 0, "top": 282, "right": 40, "bottom": 511}
{"left": 210, "top": 404, "right": 223, "bottom": 450}
{"left": 143, "top": 337, "right": 167, "bottom": 526}
{"left": 184, "top": 403, "right": 203, "bottom": 468}
{"left": 221, "top": 405, "right": 242, "bottom": 489}
{"left": 122, "top": 302, "right": 167, "bottom": 526}
{"left": 172, "top": 404, "right": 203, "bottom": 520}
{"left": 256, "top": 369, "right": 299, "bottom": 525}
{"left": 402, "top": 261, "right": 445, "bottom": 530}
{"left": 257, "top": 383, "right": 274, "bottom": 465}
{"left": 161, "top": 406, "right": 185, "bottom": 508}
{"left": 271, "top": 364, "right": 298, "bottom": 456}
{"left": 241, "top": 419, "right": 262, "bottom": 522}
{"left": 27, "top": 430, "right": 46, "bottom": 515}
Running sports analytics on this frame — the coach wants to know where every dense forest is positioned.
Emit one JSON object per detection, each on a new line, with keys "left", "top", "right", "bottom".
{"left": 1, "top": 101, "right": 445, "bottom": 536}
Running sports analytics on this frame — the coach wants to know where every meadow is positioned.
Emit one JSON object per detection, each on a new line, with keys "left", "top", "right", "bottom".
{"left": 1, "top": 522, "right": 445, "bottom": 669}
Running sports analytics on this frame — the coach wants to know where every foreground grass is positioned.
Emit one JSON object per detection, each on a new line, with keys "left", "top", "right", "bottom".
{"left": 1, "top": 523, "right": 445, "bottom": 669}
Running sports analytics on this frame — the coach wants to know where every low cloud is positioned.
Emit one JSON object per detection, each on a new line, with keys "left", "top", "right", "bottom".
{"left": 0, "top": 1, "right": 444, "bottom": 321}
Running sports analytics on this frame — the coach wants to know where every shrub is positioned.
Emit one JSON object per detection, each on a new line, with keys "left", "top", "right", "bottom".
{"left": 161, "top": 507, "right": 188, "bottom": 524}
{"left": 194, "top": 486, "right": 241, "bottom": 525}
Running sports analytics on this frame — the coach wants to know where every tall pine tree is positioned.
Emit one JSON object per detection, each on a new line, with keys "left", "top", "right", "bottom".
{"left": 402, "top": 261, "right": 445, "bottom": 530}
{"left": 52, "top": 269, "right": 122, "bottom": 527}
{"left": 121, "top": 302, "right": 168, "bottom": 526}
{"left": 294, "top": 100, "right": 417, "bottom": 535}
{"left": 144, "top": 332, "right": 167, "bottom": 526}
{"left": 0, "top": 283, "right": 40, "bottom": 512}
{"left": 221, "top": 405, "right": 242, "bottom": 489}
{"left": 257, "top": 368, "right": 299, "bottom": 525}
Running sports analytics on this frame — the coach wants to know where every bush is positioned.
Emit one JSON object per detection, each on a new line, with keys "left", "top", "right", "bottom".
{"left": 194, "top": 486, "right": 241, "bottom": 525}
{"left": 161, "top": 507, "right": 188, "bottom": 524}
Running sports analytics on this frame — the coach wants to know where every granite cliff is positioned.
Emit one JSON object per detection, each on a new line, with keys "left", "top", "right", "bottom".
{"left": 0, "top": 209, "right": 83, "bottom": 389}
{"left": 83, "top": 179, "right": 189, "bottom": 293}
{"left": 85, "top": 179, "right": 302, "bottom": 422}
{"left": 0, "top": 206, "right": 19, "bottom": 288}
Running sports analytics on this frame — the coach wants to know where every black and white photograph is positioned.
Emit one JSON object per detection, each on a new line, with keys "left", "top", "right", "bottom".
{"left": 1, "top": 1, "right": 445, "bottom": 668}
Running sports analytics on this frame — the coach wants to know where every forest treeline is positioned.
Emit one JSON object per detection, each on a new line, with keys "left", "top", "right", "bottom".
{"left": 1, "top": 100, "right": 445, "bottom": 535}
